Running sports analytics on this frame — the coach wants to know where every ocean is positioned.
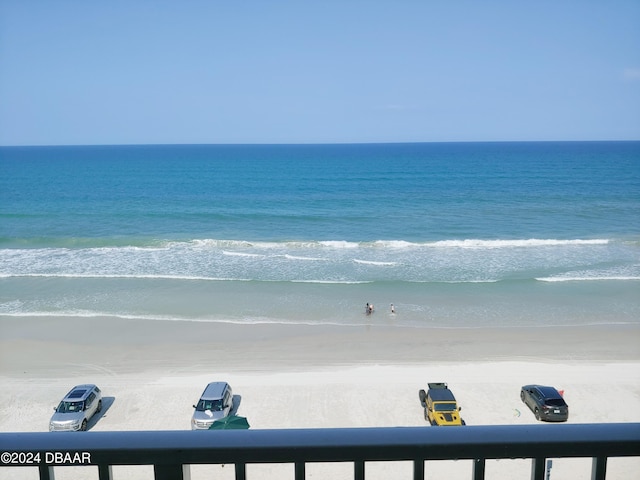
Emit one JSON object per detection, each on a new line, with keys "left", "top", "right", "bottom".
{"left": 1, "top": 142, "right": 639, "bottom": 329}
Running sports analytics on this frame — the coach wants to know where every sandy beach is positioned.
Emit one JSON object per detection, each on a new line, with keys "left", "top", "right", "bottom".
{"left": 1, "top": 317, "right": 639, "bottom": 480}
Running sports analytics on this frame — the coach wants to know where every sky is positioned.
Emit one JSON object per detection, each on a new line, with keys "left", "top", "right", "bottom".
{"left": 1, "top": 1, "right": 639, "bottom": 146}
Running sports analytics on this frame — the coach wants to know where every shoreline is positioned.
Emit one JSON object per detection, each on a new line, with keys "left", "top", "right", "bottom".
{"left": 1, "top": 317, "right": 639, "bottom": 376}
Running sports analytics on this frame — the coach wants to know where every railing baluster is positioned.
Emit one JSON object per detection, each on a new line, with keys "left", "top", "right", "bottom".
{"left": 413, "top": 458, "right": 424, "bottom": 480}
{"left": 235, "top": 461, "right": 246, "bottom": 480}
{"left": 531, "top": 457, "right": 546, "bottom": 480}
{"left": 295, "top": 461, "right": 305, "bottom": 480}
{"left": 472, "top": 458, "right": 485, "bottom": 480}
{"left": 38, "top": 464, "right": 53, "bottom": 480}
{"left": 354, "top": 460, "right": 365, "bottom": 480}
{"left": 591, "top": 456, "right": 607, "bottom": 480}
{"left": 98, "top": 464, "right": 113, "bottom": 480}
{"left": 154, "top": 463, "right": 189, "bottom": 480}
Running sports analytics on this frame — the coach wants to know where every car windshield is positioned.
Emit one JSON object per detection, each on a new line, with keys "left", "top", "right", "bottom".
{"left": 196, "top": 399, "right": 224, "bottom": 412}
{"left": 56, "top": 401, "right": 84, "bottom": 413}
{"left": 545, "top": 398, "right": 566, "bottom": 407}
{"left": 434, "top": 402, "right": 457, "bottom": 412}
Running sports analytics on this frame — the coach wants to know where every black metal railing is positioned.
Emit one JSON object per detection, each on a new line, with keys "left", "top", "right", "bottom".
{"left": 1, "top": 423, "right": 639, "bottom": 480}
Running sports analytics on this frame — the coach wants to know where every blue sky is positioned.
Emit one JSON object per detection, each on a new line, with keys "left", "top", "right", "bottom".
{"left": 1, "top": 1, "right": 639, "bottom": 145}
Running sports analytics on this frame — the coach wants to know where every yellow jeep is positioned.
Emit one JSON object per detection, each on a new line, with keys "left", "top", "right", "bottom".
{"left": 419, "top": 382, "right": 464, "bottom": 426}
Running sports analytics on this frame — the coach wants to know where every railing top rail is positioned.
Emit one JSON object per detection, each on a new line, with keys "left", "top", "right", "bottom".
{"left": 1, "top": 423, "right": 639, "bottom": 465}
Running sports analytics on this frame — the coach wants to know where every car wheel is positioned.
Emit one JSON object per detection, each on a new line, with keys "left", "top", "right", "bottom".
{"left": 419, "top": 389, "right": 426, "bottom": 404}
{"left": 534, "top": 409, "right": 540, "bottom": 421}
{"left": 520, "top": 391, "right": 525, "bottom": 402}
{"left": 423, "top": 408, "right": 429, "bottom": 421}
{"left": 96, "top": 400, "right": 102, "bottom": 413}
{"left": 81, "top": 419, "right": 87, "bottom": 431}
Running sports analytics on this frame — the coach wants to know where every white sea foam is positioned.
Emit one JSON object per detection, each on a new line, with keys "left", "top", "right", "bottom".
{"left": 428, "top": 238, "right": 610, "bottom": 248}
{"left": 191, "top": 239, "right": 255, "bottom": 248}
{"left": 291, "top": 280, "right": 373, "bottom": 284}
{"left": 282, "top": 254, "right": 327, "bottom": 261}
{"left": 318, "top": 240, "right": 359, "bottom": 249}
{"left": 222, "top": 250, "right": 265, "bottom": 258}
{"left": 0, "top": 310, "right": 369, "bottom": 328}
{"left": 185, "top": 237, "right": 613, "bottom": 251}
{"left": 372, "top": 240, "right": 417, "bottom": 249}
{"left": 537, "top": 276, "right": 640, "bottom": 282}
{"left": 0, "top": 236, "right": 630, "bottom": 287}
{"left": 353, "top": 259, "right": 398, "bottom": 266}
{"left": 193, "top": 239, "right": 343, "bottom": 250}
{"left": 2, "top": 273, "right": 253, "bottom": 282}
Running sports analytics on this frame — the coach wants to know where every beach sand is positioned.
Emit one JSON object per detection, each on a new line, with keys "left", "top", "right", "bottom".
{"left": 1, "top": 317, "right": 639, "bottom": 479}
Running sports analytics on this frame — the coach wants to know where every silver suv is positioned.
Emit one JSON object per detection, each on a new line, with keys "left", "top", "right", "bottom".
{"left": 191, "top": 382, "right": 233, "bottom": 430}
{"left": 49, "top": 384, "right": 102, "bottom": 432}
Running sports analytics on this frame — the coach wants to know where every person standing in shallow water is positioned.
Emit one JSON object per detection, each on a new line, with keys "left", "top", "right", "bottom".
{"left": 369, "top": 303, "right": 374, "bottom": 314}
{"left": 366, "top": 303, "right": 370, "bottom": 315}
{"left": 390, "top": 304, "right": 395, "bottom": 314}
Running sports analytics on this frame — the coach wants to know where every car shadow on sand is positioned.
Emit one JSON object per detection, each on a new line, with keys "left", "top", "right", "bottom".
{"left": 86, "top": 396, "right": 116, "bottom": 431}
{"left": 230, "top": 395, "right": 243, "bottom": 416}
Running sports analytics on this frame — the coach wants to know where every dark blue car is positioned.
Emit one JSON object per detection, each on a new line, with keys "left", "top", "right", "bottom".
{"left": 520, "top": 385, "right": 569, "bottom": 422}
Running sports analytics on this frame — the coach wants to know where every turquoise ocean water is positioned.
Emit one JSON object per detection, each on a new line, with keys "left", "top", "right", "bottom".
{"left": 1, "top": 142, "right": 639, "bottom": 328}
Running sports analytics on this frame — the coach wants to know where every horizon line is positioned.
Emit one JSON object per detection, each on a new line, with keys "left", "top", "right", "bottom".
{"left": 2, "top": 139, "right": 639, "bottom": 148}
